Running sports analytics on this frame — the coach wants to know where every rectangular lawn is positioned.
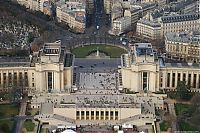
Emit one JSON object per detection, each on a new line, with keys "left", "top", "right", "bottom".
{"left": 0, "top": 104, "right": 19, "bottom": 118}
{"left": 23, "top": 120, "right": 35, "bottom": 132}
{"left": 179, "top": 121, "right": 199, "bottom": 131}
{"left": 0, "top": 119, "right": 15, "bottom": 133}
{"left": 72, "top": 44, "right": 127, "bottom": 58}
{"left": 160, "top": 121, "right": 169, "bottom": 131}
{"left": 175, "top": 103, "right": 191, "bottom": 116}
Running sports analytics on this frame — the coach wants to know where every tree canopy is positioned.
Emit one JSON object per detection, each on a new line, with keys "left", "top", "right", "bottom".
{"left": 176, "top": 81, "right": 191, "bottom": 100}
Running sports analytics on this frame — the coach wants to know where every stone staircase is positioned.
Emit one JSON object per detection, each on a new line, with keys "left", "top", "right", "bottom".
{"left": 53, "top": 114, "right": 75, "bottom": 124}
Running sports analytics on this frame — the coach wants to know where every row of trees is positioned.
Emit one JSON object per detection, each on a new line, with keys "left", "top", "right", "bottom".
{"left": 167, "top": 81, "right": 200, "bottom": 130}
{"left": 176, "top": 81, "right": 194, "bottom": 100}
{"left": 167, "top": 81, "right": 195, "bottom": 100}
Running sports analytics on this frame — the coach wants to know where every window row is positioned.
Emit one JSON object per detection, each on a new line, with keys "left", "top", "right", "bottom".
{"left": 167, "top": 72, "right": 200, "bottom": 88}
{"left": 76, "top": 110, "right": 119, "bottom": 120}
{"left": 0, "top": 72, "right": 34, "bottom": 88}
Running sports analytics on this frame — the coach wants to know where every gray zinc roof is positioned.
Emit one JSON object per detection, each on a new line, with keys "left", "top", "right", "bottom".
{"left": 161, "top": 13, "right": 200, "bottom": 23}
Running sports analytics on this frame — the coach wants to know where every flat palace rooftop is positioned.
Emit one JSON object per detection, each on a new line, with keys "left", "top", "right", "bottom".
{"left": 0, "top": 56, "right": 30, "bottom": 67}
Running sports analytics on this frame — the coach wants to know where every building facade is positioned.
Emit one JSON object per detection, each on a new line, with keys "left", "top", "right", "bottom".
{"left": 135, "top": 0, "right": 199, "bottom": 39}
{"left": 16, "top": 0, "right": 53, "bottom": 15}
{"left": 16, "top": 0, "right": 28, "bottom": 7}
{"left": 136, "top": 13, "right": 200, "bottom": 40}
{"left": 104, "top": 0, "right": 113, "bottom": 14}
{"left": 120, "top": 43, "right": 200, "bottom": 92}
{"left": 32, "top": 93, "right": 163, "bottom": 127}
{"left": 165, "top": 31, "right": 200, "bottom": 63}
{"left": 124, "top": 8, "right": 141, "bottom": 29}
{"left": 85, "top": 0, "right": 94, "bottom": 14}
{"left": 56, "top": 1, "right": 86, "bottom": 33}
{"left": 112, "top": 16, "right": 131, "bottom": 35}
{"left": 136, "top": 19, "right": 161, "bottom": 40}
{"left": 160, "top": 13, "right": 200, "bottom": 37}
{"left": 0, "top": 41, "right": 74, "bottom": 95}
{"left": 110, "top": 2, "right": 123, "bottom": 23}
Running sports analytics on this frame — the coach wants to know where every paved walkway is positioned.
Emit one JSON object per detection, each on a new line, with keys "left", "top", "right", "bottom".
{"left": 155, "top": 122, "right": 160, "bottom": 133}
{"left": 165, "top": 98, "right": 178, "bottom": 132}
{"left": 165, "top": 98, "right": 191, "bottom": 104}
{"left": 79, "top": 72, "right": 117, "bottom": 90}
{"left": 14, "top": 97, "right": 28, "bottom": 133}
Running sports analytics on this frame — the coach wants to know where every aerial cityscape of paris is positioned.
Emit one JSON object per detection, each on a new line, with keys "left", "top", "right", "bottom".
{"left": 0, "top": 0, "right": 200, "bottom": 133}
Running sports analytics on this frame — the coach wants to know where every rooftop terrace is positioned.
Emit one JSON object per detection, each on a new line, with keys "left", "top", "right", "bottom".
{"left": 135, "top": 43, "right": 154, "bottom": 57}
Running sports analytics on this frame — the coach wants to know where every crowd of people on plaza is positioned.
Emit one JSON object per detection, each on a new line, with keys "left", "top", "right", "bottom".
{"left": 79, "top": 72, "right": 117, "bottom": 90}
{"left": 68, "top": 65, "right": 159, "bottom": 119}
{"left": 76, "top": 95, "right": 119, "bottom": 107}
